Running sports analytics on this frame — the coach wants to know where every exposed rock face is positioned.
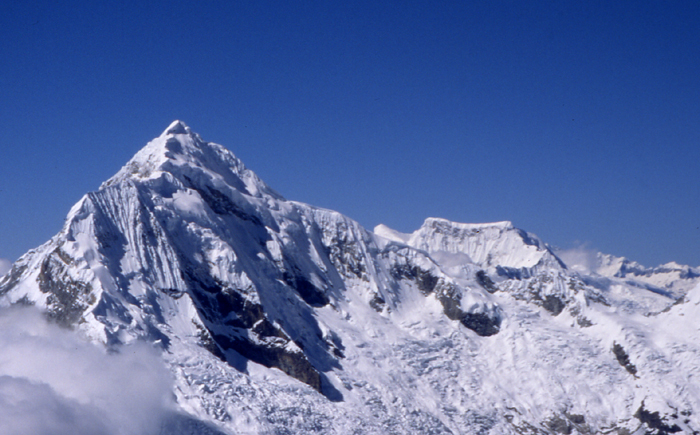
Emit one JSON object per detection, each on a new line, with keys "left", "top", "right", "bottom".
{"left": 2, "top": 121, "right": 700, "bottom": 434}
{"left": 612, "top": 342, "right": 638, "bottom": 376}
{"left": 0, "top": 121, "right": 500, "bottom": 398}
{"left": 635, "top": 403, "right": 683, "bottom": 434}
{"left": 37, "top": 253, "right": 95, "bottom": 327}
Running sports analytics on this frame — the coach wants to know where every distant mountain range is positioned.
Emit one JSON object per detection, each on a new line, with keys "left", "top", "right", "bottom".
{"left": 2, "top": 121, "right": 699, "bottom": 434}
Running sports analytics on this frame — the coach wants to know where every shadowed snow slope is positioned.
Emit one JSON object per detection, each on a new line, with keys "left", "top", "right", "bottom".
{"left": 2, "top": 121, "right": 700, "bottom": 434}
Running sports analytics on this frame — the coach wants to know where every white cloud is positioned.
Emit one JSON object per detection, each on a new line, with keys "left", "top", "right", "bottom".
{"left": 0, "top": 376, "right": 110, "bottom": 435}
{"left": 555, "top": 243, "right": 599, "bottom": 274}
{"left": 0, "top": 307, "right": 175, "bottom": 435}
{"left": 0, "top": 258, "right": 11, "bottom": 276}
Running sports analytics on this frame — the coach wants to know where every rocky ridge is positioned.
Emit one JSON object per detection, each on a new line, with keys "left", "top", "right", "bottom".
{"left": 2, "top": 121, "right": 699, "bottom": 434}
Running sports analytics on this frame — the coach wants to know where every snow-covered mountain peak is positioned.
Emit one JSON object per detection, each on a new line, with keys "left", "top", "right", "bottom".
{"left": 163, "top": 119, "right": 190, "bottom": 136}
{"left": 100, "top": 121, "right": 281, "bottom": 200}
{"left": 3, "top": 121, "right": 700, "bottom": 434}
{"left": 589, "top": 252, "right": 700, "bottom": 295}
{"left": 402, "top": 217, "right": 563, "bottom": 271}
{"left": 373, "top": 223, "right": 411, "bottom": 244}
{"left": 424, "top": 217, "right": 514, "bottom": 231}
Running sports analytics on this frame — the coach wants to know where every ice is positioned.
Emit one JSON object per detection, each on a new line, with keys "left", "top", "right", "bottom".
{"left": 1, "top": 121, "right": 699, "bottom": 434}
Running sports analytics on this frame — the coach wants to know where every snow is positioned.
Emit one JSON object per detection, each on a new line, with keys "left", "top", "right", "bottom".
{"left": 373, "top": 223, "right": 411, "bottom": 243}
{"left": 405, "top": 217, "right": 562, "bottom": 271}
{"left": 555, "top": 249, "right": 700, "bottom": 297}
{"left": 165, "top": 120, "right": 189, "bottom": 135}
{"left": 1, "top": 121, "right": 699, "bottom": 434}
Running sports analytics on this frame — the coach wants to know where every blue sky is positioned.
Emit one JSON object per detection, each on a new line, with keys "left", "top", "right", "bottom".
{"left": 1, "top": 1, "right": 699, "bottom": 267}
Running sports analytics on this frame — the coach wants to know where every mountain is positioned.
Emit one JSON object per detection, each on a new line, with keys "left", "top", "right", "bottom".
{"left": 2, "top": 121, "right": 700, "bottom": 434}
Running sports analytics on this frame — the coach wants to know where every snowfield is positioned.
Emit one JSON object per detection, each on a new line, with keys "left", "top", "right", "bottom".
{"left": 1, "top": 121, "right": 699, "bottom": 434}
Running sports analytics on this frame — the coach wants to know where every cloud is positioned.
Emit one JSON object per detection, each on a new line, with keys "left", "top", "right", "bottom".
{"left": 0, "top": 376, "right": 110, "bottom": 435}
{"left": 0, "top": 258, "right": 11, "bottom": 276}
{"left": 0, "top": 306, "right": 175, "bottom": 435}
{"left": 554, "top": 243, "right": 600, "bottom": 274}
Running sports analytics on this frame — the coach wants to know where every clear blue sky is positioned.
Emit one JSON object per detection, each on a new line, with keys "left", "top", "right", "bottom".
{"left": 1, "top": 1, "right": 699, "bottom": 267}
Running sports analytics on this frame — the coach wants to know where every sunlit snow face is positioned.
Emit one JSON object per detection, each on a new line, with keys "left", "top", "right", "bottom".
{"left": 0, "top": 307, "right": 174, "bottom": 435}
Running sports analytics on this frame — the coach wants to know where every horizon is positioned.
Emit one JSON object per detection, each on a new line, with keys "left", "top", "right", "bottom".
{"left": 1, "top": 1, "right": 699, "bottom": 268}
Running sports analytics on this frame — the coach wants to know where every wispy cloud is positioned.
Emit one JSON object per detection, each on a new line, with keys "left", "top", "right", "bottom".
{"left": 554, "top": 243, "right": 599, "bottom": 274}
{"left": 0, "top": 307, "right": 175, "bottom": 435}
{"left": 0, "top": 259, "right": 11, "bottom": 276}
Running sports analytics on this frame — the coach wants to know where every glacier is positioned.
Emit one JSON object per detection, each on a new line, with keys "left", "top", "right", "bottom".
{"left": 1, "top": 120, "right": 699, "bottom": 434}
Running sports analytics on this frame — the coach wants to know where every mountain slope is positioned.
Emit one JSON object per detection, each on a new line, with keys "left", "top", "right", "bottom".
{"left": 2, "top": 121, "right": 699, "bottom": 434}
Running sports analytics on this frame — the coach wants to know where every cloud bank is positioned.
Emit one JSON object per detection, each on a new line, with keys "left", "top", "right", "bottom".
{"left": 0, "top": 307, "right": 175, "bottom": 435}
